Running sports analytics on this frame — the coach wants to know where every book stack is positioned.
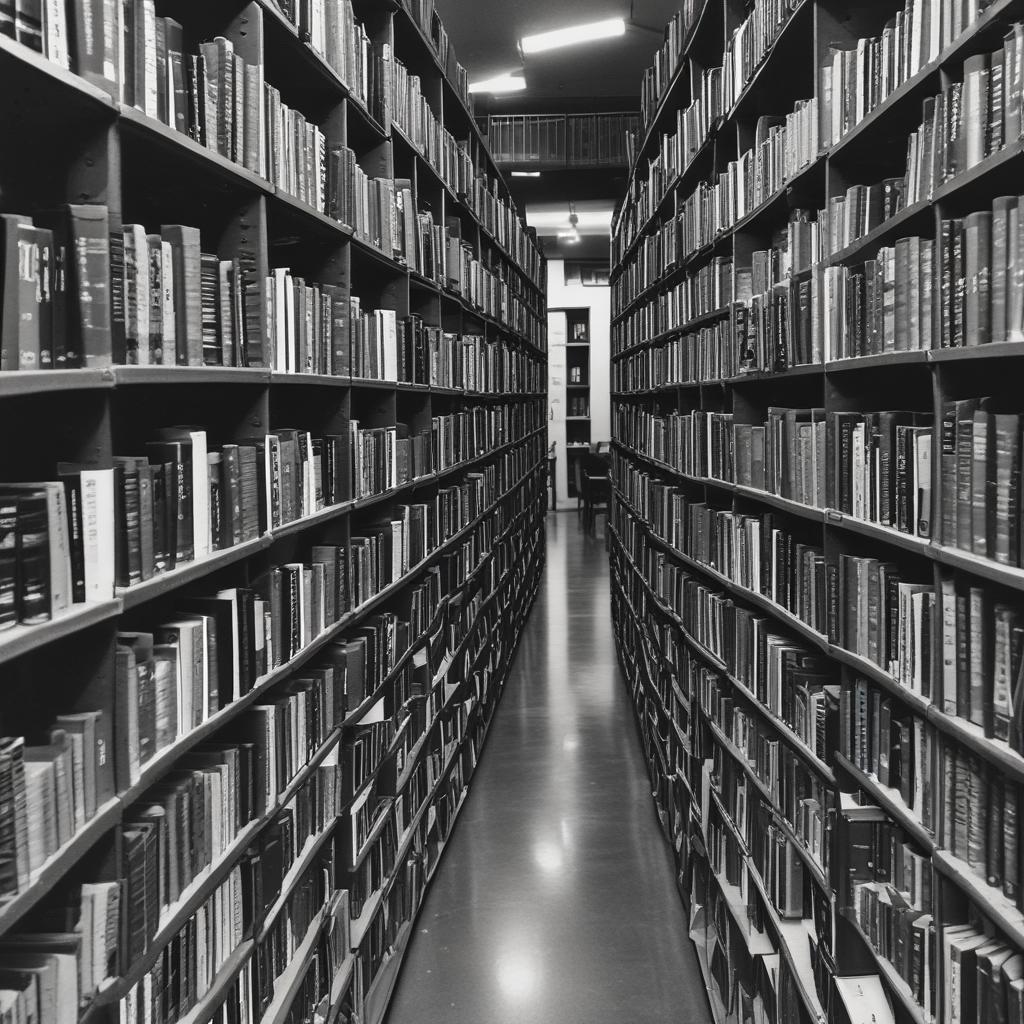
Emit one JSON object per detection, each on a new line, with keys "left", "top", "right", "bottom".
{"left": 838, "top": 803, "right": 936, "bottom": 1017}
{"left": 117, "top": 868, "right": 248, "bottom": 1024}
{"left": 0, "top": 882, "right": 122, "bottom": 1008}
{"left": 721, "top": 0, "right": 802, "bottom": 111}
{"left": 121, "top": 223, "right": 264, "bottom": 368}
{"left": 639, "top": 3, "right": 701, "bottom": 128}
{"left": 839, "top": 679, "right": 934, "bottom": 822}
{"left": 823, "top": 235, "right": 936, "bottom": 357}
{"left": 821, "top": 9, "right": 1016, "bottom": 151}
{"left": 826, "top": 178, "right": 907, "bottom": 255}
{"left": 0, "top": 726, "right": 112, "bottom": 894}
{"left": 0, "top": 206, "right": 114, "bottom": 372}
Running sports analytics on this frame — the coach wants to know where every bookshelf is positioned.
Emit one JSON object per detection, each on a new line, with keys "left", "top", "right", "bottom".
{"left": 0, "top": 3, "right": 547, "bottom": 1024}
{"left": 559, "top": 309, "right": 591, "bottom": 498}
{"left": 611, "top": 2, "right": 1024, "bottom": 1024}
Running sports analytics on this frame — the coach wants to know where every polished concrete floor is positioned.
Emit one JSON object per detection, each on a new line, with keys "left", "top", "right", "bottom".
{"left": 384, "top": 514, "right": 712, "bottom": 1024}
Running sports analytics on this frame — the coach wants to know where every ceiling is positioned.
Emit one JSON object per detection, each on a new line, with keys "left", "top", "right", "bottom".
{"left": 434, "top": 0, "right": 680, "bottom": 102}
{"left": 434, "top": 0, "right": 677, "bottom": 264}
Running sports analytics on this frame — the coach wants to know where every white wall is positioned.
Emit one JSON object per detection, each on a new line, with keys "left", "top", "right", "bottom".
{"left": 546, "top": 260, "right": 611, "bottom": 442}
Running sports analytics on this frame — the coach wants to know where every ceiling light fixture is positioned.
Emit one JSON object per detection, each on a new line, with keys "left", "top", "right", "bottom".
{"left": 468, "top": 73, "right": 526, "bottom": 94}
{"left": 520, "top": 17, "right": 625, "bottom": 55}
{"left": 511, "top": 171, "right": 542, "bottom": 178}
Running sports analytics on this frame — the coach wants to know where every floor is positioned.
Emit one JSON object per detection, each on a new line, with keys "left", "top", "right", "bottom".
{"left": 384, "top": 513, "right": 712, "bottom": 1024}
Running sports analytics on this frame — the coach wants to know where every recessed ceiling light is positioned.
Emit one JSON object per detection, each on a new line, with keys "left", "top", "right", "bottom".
{"left": 521, "top": 18, "right": 626, "bottom": 55}
{"left": 511, "top": 171, "right": 542, "bottom": 178}
{"left": 468, "top": 74, "right": 527, "bottom": 94}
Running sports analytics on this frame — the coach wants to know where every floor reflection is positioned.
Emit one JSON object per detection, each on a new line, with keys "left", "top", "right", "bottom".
{"left": 384, "top": 515, "right": 712, "bottom": 1024}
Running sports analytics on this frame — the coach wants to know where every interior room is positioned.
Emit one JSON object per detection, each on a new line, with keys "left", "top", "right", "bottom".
{"left": 0, "top": 1, "right": 1017, "bottom": 1023}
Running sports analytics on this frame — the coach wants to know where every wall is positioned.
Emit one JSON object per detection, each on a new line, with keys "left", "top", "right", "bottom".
{"left": 545, "top": 259, "right": 611, "bottom": 507}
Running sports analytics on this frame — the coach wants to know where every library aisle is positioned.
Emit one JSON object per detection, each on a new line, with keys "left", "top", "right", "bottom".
{"left": 385, "top": 516, "right": 711, "bottom": 1024}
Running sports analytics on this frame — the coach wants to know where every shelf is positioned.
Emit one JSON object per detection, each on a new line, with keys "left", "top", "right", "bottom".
{"left": 101, "top": 729, "right": 343, "bottom": 1003}
{"left": 118, "top": 103, "right": 270, "bottom": 194}
{"left": 258, "top": 910, "right": 329, "bottom": 1024}
{"left": 705, "top": 788, "right": 828, "bottom": 1023}
{"left": 932, "top": 849, "right": 1024, "bottom": 948}
{"left": 832, "top": 754, "right": 934, "bottom": 852}
{"left": 704, "top": 719, "right": 828, "bottom": 891}
{"left": 610, "top": 522, "right": 835, "bottom": 784}
{"left": 842, "top": 910, "right": 930, "bottom": 1024}
{"left": 0, "top": 600, "right": 122, "bottom": 668}
{"left": 118, "top": 535, "right": 270, "bottom": 610}
{"left": 177, "top": 940, "right": 257, "bottom": 1024}
{"left": 0, "top": 369, "right": 115, "bottom": 396}
{"left": 0, "top": 796, "right": 120, "bottom": 938}
{"left": 112, "top": 366, "right": 271, "bottom": 386}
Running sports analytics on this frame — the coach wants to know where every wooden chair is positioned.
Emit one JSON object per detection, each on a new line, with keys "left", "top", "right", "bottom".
{"left": 574, "top": 457, "right": 586, "bottom": 520}
{"left": 581, "top": 453, "right": 610, "bottom": 534}
{"left": 546, "top": 443, "right": 557, "bottom": 511}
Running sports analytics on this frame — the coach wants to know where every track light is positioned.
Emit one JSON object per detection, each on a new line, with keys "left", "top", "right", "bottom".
{"left": 520, "top": 18, "right": 626, "bottom": 55}
{"left": 468, "top": 74, "right": 526, "bottom": 94}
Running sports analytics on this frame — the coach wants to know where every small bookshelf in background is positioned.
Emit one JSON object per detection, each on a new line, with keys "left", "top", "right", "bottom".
{"left": 611, "top": 1, "right": 1024, "bottom": 1024}
{"left": 557, "top": 308, "right": 592, "bottom": 498}
{"left": 0, "top": 2, "right": 548, "bottom": 1024}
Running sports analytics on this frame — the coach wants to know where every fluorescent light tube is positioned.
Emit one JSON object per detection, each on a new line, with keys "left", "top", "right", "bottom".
{"left": 521, "top": 18, "right": 626, "bottom": 54}
{"left": 512, "top": 171, "right": 542, "bottom": 178}
{"left": 468, "top": 74, "right": 526, "bottom": 94}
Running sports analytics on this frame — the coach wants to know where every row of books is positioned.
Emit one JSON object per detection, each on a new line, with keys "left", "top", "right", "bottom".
{"left": 117, "top": 12, "right": 343, "bottom": 214}
{"left": 390, "top": 56, "right": 475, "bottom": 200}
{"left": 707, "top": 778, "right": 808, "bottom": 922}
{"left": 701, "top": 667, "right": 833, "bottom": 873}
{"left": 720, "top": 0, "right": 802, "bottom": 113}
{"left": 820, "top": 3, "right": 1013, "bottom": 151}
{"left": 617, "top": 92, "right": 817, "bottom": 269}
{"left": 617, "top": 456, "right": 1024, "bottom": 755}
{"left": 0, "top": 203, "right": 543, "bottom": 377}
{"left": 122, "top": 728, "right": 339, "bottom": 961}
{"left": 35, "top": 0, "right": 415, "bottom": 219}
{"left": 638, "top": 4, "right": 696, "bottom": 129}
{"left": 612, "top": 403, "right": 933, "bottom": 533}
{"left": 0, "top": 466, "right": 540, "bottom": 922}
{"left": 842, "top": 671, "right": 1024, "bottom": 926}
{"left": 613, "top": 213, "right": 821, "bottom": 358}
{"left": 614, "top": 542, "right": 844, "bottom": 1022}
{"left": 622, "top": 0, "right": 802, "bottom": 251}
{"left": 267, "top": 281, "right": 543, "bottom": 389}
{"left": 617, "top": 394, "right": 1024, "bottom": 566}
{"left": 0, "top": 728, "right": 108, "bottom": 899}
{"left": 618, "top": 0, "right": 1001, "bottom": 271}
{"left": 271, "top": 888, "right": 354, "bottom": 1024}
{"left": 618, "top": 103, "right": 821, "bottom": 302}
{"left": 841, "top": 806, "right": 935, "bottom": 1017}
{"left": 617, "top": 32, "right": 1024, "bottom": 320}
{"left": 269, "top": 0, "right": 379, "bottom": 115}
{"left": 399, "top": 0, "right": 472, "bottom": 109}
{"left": 0, "top": 405, "right": 538, "bottom": 624}
{"left": 618, "top": 184, "right": 1024, "bottom": 371}
{"left": 130, "top": 867, "right": 250, "bottom": 1024}
{"left": 618, "top": 514, "right": 1024, "bottom": 950}
{"left": 618, "top": 467, "right": 934, "bottom": 689}
{"left": 613, "top": 284, "right": 820, "bottom": 389}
